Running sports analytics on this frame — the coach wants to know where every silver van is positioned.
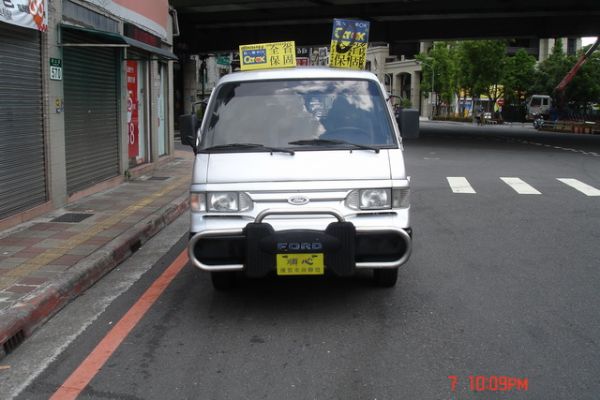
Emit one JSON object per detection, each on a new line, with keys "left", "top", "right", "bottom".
{"left": 180, "top": 68, "right": 413, "bottom": 289}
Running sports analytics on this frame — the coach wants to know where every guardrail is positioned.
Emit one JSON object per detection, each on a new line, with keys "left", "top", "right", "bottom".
{"left": 538, "top": 121, "right": 599, "bottom": 134}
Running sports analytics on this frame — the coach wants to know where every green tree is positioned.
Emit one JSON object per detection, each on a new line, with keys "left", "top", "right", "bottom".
{"left": 566, "top": 46, "right": 600, "bottom": 107}
{"left": 416, "top": 42, "right": 459, "bottom": 115}
{"left": 502, "top": 49, "right": 537, "bottom": 104}
{"left": 457, "top": 40, "right": 507, "bottom": 104}
{"left": 532, "top": 41, "right": 600, "bottom": 110}
{"left": 531, "top": 40, "right": 570, "bottom": 96}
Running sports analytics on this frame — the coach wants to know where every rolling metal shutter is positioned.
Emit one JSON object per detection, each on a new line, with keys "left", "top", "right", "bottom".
{"left": 63, "top": 30, "right": 120, "bottom": 194}
{"left": 0, "top": 24, "right": 46, "bottom": 220}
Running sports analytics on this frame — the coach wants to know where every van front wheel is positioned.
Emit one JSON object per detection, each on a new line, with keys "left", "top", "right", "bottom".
{"left": 211, "top": 271, "right": 236, "bottom": 291}
{"left": 373, "top": 268, "right": 398, "bottom": 288}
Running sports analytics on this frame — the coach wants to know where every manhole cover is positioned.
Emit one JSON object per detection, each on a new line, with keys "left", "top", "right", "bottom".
{"left": 148, "top": 176, "right": 171, "bottom": 181}
{"left": 51, "top": 213, "right": 94, "bottom": 223}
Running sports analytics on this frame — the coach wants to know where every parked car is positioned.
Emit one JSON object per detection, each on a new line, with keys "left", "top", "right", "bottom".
{"left": 180, "top": 67, "right": 414, "bottom": 289}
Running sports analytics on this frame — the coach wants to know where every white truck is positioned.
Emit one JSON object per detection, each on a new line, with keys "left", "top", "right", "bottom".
{"left": 525, "top": 94, "right": 552, "bottom": 121}
{"left": 179, "top": 67, "right": 414, "bottom": 290}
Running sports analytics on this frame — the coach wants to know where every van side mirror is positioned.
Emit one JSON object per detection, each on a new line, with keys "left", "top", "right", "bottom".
{"left": 179, "top": 114, "right": 198, "bottom": 154}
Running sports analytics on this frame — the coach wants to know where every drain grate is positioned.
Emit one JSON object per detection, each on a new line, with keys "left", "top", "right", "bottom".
{"left": 148, "top": 176, "right": 171, "bottom": 181}
{"left": 130, "top": 239, "right": 142, "bottom": 253}
{"left": 51, "top": 213, "right": 94, "bottom": 223}
{"left": 3, "top": 329, "right": 25, "bottom": 354}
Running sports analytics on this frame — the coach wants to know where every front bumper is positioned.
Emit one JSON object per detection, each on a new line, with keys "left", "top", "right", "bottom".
{"left": 188, "top": 208, "right": 412, "bottom": 276}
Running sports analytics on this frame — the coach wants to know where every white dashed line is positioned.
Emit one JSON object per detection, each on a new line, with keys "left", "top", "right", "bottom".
{"left": 557, "top": 179, "right": 600, "bottom": 196}
{"left": 518, "top": 139, "right": 600, "bottom": 157}
{"left": 500, "top": 177, "right": 542, "bottom": 194}
{"left": 447, "top": 177, "right": 476, "bottom": 194}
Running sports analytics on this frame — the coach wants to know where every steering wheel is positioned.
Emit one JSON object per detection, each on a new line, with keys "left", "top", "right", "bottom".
{"left": 322, "top": 126, "right": 372, "bottom": 144}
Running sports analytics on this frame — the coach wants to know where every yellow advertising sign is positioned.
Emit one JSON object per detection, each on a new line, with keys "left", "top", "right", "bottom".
{"left": 239, "top": 41, "right": 296, "bottom": 71}
{"left": 329, "top": 19, "right": 370, "bottom": 69}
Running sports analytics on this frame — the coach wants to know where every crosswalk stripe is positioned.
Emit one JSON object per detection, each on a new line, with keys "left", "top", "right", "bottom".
{"left": 557, "top": 179, "right": 600, "bottom": 196}
{"left": 500, "top": 177, "right": 541, "bottom": 194}
{"left": 447, "top": 177, "right": 476, "bottom": 193}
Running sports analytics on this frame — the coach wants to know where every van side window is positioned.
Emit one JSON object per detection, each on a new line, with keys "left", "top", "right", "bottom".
{"left": 531, "top": 97, "right": 541, "bottom": 107}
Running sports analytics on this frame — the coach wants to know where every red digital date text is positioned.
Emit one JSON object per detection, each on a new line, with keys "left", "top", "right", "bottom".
{"left": 448, "top": 375, "right": 528, "bottom": 392}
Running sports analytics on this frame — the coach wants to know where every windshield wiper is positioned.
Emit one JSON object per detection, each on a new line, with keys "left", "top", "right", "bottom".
{"left": 201, "top": 143, "right": 294, "bottom": 155}
{"left": 288, "top": 139, "right": 379, "bottom": 153}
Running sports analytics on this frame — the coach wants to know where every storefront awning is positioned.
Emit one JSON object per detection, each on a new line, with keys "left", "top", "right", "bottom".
{"left": 122, "top": 36, "right": 178, "bottom": 61}
{"left": 60, "top": 24, "right": 178, "bottom": 61}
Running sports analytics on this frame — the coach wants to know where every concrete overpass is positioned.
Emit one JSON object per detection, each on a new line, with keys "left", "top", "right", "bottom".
{"left": 171, "top": 0, "right": 600, "bottom": 53}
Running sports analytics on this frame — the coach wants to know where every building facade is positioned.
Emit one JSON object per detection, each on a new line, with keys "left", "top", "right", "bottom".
{"left": 0, "top": 0, "right": 177, "bottom": 229}
{"left": 366, "top": 44, "right": 424, "bottom": 115}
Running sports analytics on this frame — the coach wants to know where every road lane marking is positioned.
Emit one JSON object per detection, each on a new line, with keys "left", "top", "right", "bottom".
{"left": 49, "top": 249, "right": 188, "bottom": 400}
{"left": 500, "top": 177, "right": 541, "bottom": 195}
{"left": 517, "top": 139, "right": 600, "bottom": 158}
{"left": 557, "top": 179, "right": 600, "bottom": 196}
{"left": 447, "top": 177, "right": 476, "bottom": 194}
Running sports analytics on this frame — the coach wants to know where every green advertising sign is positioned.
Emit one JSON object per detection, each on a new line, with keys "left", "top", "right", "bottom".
{"left": 217, "top": 56, "right": 231, "bottom": 66}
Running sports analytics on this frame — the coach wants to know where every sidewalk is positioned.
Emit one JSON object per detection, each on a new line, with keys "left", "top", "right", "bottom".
{"left": 0, "top": 150, "right": 193, "bottom": 358}
{"left": 421, "top": 118, "right": 533, "bottom": 129}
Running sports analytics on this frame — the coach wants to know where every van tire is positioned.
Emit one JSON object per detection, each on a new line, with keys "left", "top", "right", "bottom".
{"left": 373, "top": 268, "right": 398, "bottom": 287}
{"left": 211, "top": 271, "right": 236, "bottom": 291}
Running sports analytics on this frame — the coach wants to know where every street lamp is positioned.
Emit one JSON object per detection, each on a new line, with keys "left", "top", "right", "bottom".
{"left": 420, "top": 61, "right": 435, "bottom": 119}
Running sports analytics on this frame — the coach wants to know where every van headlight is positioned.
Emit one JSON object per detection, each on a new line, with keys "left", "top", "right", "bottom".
{"left": 208, "top": 192, "right": 239, "bottom": 212}
{"left": 360, "top": 189, "right": 390, "bottom": 209}
{"left": 190, "top": 192, "right": 253, "bottom": 212}
{"left": 345, "top": 188, "right": 409, "bottom": 210}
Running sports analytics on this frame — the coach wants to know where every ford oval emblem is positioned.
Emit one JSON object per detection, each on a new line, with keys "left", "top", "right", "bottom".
{"left": 288, "top": 195, "right": 309, "bottom": 205}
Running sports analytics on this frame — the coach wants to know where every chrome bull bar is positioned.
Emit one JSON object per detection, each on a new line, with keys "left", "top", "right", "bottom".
{"left": 188, "top": 228, "right": 245, "bottom": 271}
{"left": 188, "top": 208, "right": 412, "bottom": 272}
{"left": 354, "top": 226, "right": 412, "bottom": 269}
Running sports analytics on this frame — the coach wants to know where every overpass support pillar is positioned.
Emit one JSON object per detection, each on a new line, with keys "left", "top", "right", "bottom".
{"left": 183, "top": 57, "right": 199, "bottom": 115}
{"left": 410, "top": 72, "right": 420, "bottom": 112}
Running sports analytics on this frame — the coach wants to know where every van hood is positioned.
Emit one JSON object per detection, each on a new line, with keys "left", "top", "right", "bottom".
{"left": 205, "top": 150, "right": 392, "bottom": 183}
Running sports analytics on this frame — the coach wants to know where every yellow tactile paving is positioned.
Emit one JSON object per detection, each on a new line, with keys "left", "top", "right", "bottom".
{"left": 0, "top": 177, "right": 188, "bottom": 291}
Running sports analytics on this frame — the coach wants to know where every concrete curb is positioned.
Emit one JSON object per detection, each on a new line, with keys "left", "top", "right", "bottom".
{"left": 0, "top": 193, "right": 189, "bottom": 358}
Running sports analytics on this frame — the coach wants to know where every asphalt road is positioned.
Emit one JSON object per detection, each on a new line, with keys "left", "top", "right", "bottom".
{"left": 3, "top": 122, "right": 600, "bottom": 399}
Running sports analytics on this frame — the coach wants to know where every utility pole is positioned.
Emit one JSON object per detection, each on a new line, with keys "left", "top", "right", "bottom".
{"left": 432, "top": 65, "right": 435, "bottom": 118}
{"left": 200, "top": 57, "right": 207, "bottom": 99}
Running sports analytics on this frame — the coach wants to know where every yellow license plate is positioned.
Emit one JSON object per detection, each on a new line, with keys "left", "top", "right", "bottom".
{"left": 276, "top": 253, "right": 324, "bottom": 275}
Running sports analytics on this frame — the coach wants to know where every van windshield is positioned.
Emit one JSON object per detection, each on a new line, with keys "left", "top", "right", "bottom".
{"left": 200, "top": 79, "right": 397, "bottom": 150}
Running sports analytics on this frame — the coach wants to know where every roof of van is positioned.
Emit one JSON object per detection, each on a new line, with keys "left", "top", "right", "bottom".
{"left": 217, "top": 67, "right": 380, "bottom": 85}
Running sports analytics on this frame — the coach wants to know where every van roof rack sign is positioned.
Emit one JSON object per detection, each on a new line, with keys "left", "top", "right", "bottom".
{"left": 239, "top": 41, "right": 297, "bottom": 71}
{"left": 329, "top": 19, "right": 370, "bottom": 70}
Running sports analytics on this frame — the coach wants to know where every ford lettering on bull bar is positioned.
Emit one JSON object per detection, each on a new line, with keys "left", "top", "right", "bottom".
{"left": 277, "top": 242, "right": 324, "bottom": 251}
